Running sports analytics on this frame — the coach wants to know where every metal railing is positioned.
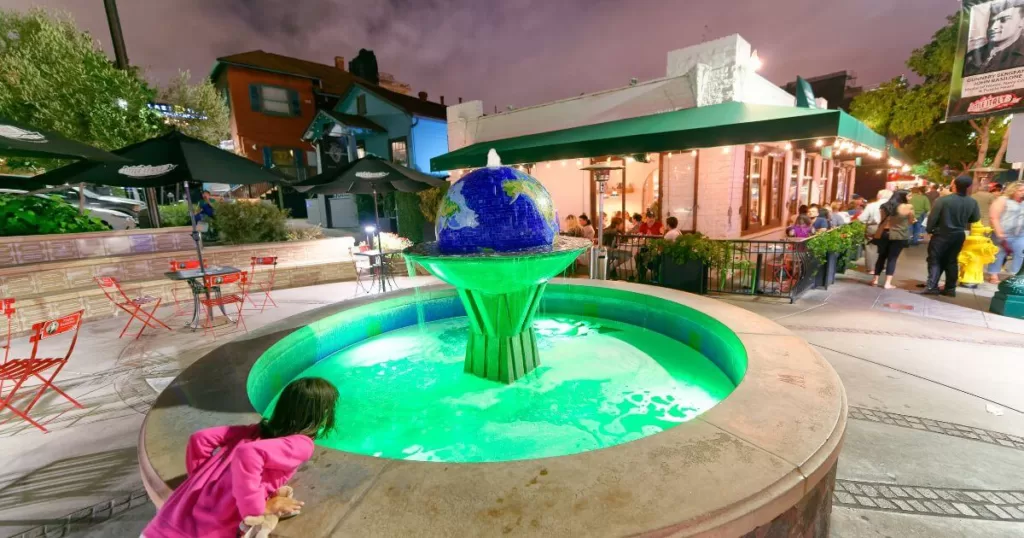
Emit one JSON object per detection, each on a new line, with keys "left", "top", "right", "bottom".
{"left": 601, "top": 234, "right": 821, "bottom": 303}
{"left": 706, "top": 238, "right": 818, "bottom": 303}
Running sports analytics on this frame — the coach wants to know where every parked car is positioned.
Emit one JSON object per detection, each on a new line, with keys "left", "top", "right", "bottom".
{"left": 0, "top": 189, "right": 137, "bottom": 230}
{"left": 53, "top": 185, "right": 145, "bottom": 218}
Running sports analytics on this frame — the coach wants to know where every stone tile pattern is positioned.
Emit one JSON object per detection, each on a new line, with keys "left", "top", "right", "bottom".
{"left": 739, "top": 464, "right": 835, "bottom": 538}
{"left": 834, "top": 479, "right": 1024, "bottom": 522}
{"left": 0, "top": 238, "right": 359, "bottom": 334}
{"left": 849, "top": 406, "right": 1024, "bottom": 451}
{"left": 0, "top": 230, "right": 193, "bottom": 268}
{"left": 6, "top": 488, "right": 149, "bottom": 538}
{"left": 783, "top": 325, "right": 1024, "bottom": 349}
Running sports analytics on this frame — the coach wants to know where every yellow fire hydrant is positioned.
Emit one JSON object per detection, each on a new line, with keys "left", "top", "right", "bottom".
{"left": 958, "top": 222, "right": 1000, "bottom": 286}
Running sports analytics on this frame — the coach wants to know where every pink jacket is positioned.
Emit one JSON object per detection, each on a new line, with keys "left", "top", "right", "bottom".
{"left": 144, "top": 424, "right": 314, "bottom": 538}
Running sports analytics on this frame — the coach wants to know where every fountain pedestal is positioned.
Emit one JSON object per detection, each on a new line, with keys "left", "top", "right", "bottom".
{"left": 404, "top": 237, "right": 590, "bottom": 384}
{"left": 459, "top": 285, "right": 545, "bottom": 383}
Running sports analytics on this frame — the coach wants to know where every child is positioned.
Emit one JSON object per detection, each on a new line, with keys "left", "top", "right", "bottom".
{"left": 791, "top": 215, "right": 813, "bottom": 238}
{"left": 143, "top": 377, "right": 339, "bottom": 538}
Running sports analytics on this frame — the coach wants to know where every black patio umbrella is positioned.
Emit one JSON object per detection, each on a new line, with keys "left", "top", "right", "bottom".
{"left": 29, "top": 130, "right": 289, "bottom": 280}
{"left": 291, "top": 155, "right": 448, "bottom": 236}
{"left": 0, "top": 118, "right": 129, "bottom": 162}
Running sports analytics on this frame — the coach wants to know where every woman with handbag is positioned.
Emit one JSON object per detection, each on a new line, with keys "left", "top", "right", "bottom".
{"left": 871, "top": 190, "right": 914, "bottom": 289}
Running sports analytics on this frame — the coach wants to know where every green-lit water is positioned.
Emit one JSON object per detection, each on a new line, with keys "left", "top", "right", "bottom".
{"left": 277, "top": 315, "right": 735, "bottom": 463}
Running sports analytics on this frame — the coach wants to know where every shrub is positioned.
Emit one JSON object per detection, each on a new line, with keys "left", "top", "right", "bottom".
{"left": 417, "top": 184, "right": 449, "bottom": 223}
{"left": 359, "top": 232, "right": 412, "bottom": 252}
{"left": 649, "top": 232, "right": 730, "bottom": 268}
{"left": 211, "top": 201, "right": 289, "bottom": 244}
{"left": 396, "top": 192, "right": 424, "bottom": 243}
{"left": 0, "top": 194, "right": 107, "bottom": 236}
{"left": 288, "top": 225, "right": 325, "bottom": 242}
{"left": 159, "top": 202, "right": 192, "bottom": 226}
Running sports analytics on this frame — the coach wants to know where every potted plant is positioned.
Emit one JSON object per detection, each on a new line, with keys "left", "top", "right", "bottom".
{"left": 650, "top": 233, "right": 727, "bottom": 294}
{"left": 806, "top": 221, "right": 865, "bottom": 288}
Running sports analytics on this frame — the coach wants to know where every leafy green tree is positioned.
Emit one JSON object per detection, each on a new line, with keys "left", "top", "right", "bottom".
{"left": 158, "top": 70, "right": 230, "bottom": 146}
{"left": 849, "top": 14, "right": 1010, "bottom": 178}
{"left": 0, "top": 9, "right": 164, "bottom": 170}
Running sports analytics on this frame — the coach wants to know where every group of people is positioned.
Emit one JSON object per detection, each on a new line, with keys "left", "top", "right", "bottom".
{"left": 859, "top": 176, "right": 1024, "bottom": 295}
{"left": 560, "top": 209, "right": 683, "bottom": 278}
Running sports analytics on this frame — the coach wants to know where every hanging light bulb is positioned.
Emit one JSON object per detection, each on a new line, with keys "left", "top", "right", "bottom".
{"left": 723, "top": 147, "right": 731, "bottom": 154}
{"left": 815, "top": 139, "right": 824, "bottom": 147}
{"left": 784, "top": 142, "right": 793, "bottom": 151}
{"left": 691, "top": 150, "right": 698, "bottom": 157}
{"left": 561, "top": 160, "right": 567, "bottom": 167}
{"left": 753, "top": 145, "right": 762, "bottom": 153}
{"left": 546, "top": 162, "right": 551, "bottom": 168}
{"left": 667, "top": 152, "right": 673, "bottom": 158}
{"left": 576, "top": 159, "right": 583, "bottom": 167}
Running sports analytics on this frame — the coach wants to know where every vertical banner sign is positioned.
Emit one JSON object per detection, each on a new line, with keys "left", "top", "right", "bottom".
{"left": 948, "top": 0, "right": 1024, "bottom": 121}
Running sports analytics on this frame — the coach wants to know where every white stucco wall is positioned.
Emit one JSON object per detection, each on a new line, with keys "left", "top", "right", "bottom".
{"left": 531, "top": 160, "right": 592, "bottom": 222}
{"left": 694, "top": 146, "right": 745, "bottom": 239}
{"left": 664, "top": 151, "right": 698, "bottom": 231}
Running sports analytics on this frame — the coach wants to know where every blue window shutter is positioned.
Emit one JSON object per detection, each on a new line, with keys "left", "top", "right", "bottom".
{"left": 289, "top": 90, "right": 300, "bottom": 116}
{"left": 262, "top": 147, "right": 272, "bottom": 167}
{"left": 249, "top": 84, "right": 261, "bottom": 111}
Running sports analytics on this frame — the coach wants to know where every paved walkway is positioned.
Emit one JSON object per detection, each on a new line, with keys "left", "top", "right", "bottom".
{"left": 1, "top": 243, "right": 1022, "bottom": 537}
{"left": 718, "top": 244, "right": 1024, "bottom": 537}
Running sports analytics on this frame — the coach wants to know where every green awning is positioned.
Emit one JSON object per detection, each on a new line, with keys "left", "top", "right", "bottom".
{"left": 431, "top": 102, "right": 887, "bottom": 171}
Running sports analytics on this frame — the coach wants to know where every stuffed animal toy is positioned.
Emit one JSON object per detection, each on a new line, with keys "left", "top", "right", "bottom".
{"left": 241, "top": 486, "right": 296, "bottom": 538}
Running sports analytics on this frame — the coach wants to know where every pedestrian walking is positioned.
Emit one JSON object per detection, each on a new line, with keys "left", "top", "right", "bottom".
{"left": 870, "top": 190, "right": 914, "bottom": 289}
{"left": 909, "top": 187, "right": 931, "bottom": 246}
{"left": 985, "top": 181, "right": 1024, "bottom": 283}
{"left": 861, "top": 190, "right": 893, "bottom": 275}
{"left": 922, "top": 176, "right": 981, "bottom": 297}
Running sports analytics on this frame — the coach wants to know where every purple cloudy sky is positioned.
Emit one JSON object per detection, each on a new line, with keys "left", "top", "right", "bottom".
{"left": 2, "top": 0, "right": 955, "bottom": 110}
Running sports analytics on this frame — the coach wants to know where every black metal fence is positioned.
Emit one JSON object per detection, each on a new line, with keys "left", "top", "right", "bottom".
{"left": 603, "top": 234, "right": 824, "bottom": 303}
{"left": 705, "top": 239, "right": 818, "bottom": 303}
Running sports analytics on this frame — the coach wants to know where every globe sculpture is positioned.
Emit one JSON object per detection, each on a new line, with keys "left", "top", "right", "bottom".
{"left": 405, "top": 150, "right": 592, "bottom": 383}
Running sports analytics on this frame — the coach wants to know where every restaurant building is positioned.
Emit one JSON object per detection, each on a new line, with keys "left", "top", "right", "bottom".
{"left": 431, "top": 35, "right": 900, "bottom": 240}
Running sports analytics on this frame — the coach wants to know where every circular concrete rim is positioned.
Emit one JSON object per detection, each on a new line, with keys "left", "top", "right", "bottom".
{"left": 140, "top": 280, "right": 847, "bottom": 538}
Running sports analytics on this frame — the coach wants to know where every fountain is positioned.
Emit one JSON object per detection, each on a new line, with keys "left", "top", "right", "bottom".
{"left": 404, "top": 149, "right": 591, "bottom": 383}
{"left": 139, "top": 150, "right": 848, "bottom": 536}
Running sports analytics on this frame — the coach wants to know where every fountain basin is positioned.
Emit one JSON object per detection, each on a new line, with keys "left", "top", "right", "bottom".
{"left": 140, "top": 280, "right": 846, "bottom": 537}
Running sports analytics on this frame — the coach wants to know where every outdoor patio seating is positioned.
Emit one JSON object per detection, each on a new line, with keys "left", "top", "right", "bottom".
{"left": 0, "top": 310, "right": 85, "bottom": 433}
{"left": 245, "top": 256, "right": 279, "bottom": 312}
{"left": 95, "top": 277, "right": 172, "bottom": 339}
{"left": 168, "top": 260, "right": 204, "bottom": 316}
{"left": 1, "top": 298, "right": 13, "bottom": 363}
{"left": 200, "top": 272, "right": 248, "bottom": 339}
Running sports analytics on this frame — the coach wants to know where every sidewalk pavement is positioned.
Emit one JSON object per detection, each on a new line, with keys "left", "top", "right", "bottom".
{"left": 2, "top": 244, "right": 1024, "bottom": 537}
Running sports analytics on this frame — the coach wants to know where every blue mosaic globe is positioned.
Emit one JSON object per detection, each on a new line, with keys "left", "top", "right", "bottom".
{"left": 436, "top": 165, "right": 558, "bottom": 254}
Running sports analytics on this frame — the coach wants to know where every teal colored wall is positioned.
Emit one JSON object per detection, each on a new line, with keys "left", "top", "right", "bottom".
{"left": 336, "top": 87, "right": 409, "bottom": 159}
{"left": 410, "top": 117, "right": 448, "bottom": 174}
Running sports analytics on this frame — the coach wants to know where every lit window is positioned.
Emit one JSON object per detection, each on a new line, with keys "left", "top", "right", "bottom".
{"left": 250, "top": 85, "right": 299, "bottom": 116}
{"left": 390, "top": 138, "right": 408, "bottom": 166}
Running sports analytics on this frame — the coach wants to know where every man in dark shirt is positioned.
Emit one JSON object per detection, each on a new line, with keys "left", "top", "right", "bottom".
{"left": 964, "top": 2, "right": 1024, "bottom": 77}
{"left": 922, "top": 176, "right": 981, "bottom": 296}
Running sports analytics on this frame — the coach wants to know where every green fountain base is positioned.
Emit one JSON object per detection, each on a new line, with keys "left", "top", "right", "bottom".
{"left": 991, "top": 274, "right": 1024, "bottom": 319}
{"left": 460, "top": 286, "right": 544, "bottom": 383}
{"left": 404, "top": 237, "right": 591, "bottom": 384}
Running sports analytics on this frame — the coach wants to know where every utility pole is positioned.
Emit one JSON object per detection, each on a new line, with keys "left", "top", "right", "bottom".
{"left": 104, "top": 0, "right": 162, "bottom": 227}
{"left": 103, "top": 0, "right": 130, "bottom": 70}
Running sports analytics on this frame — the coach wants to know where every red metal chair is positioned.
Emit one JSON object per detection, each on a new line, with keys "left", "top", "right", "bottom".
{"left": 0, "top": 310, "right": 85, "bottom": 433}
{"left": 201, "top": 272, "right": 248, "bottom": 339}
{"left": 95, "top": 277, "right": 172, "bottom": 339}
{"left": 1, "top": 299, "right": 15, "bottom": 398}
{"left": 245, "top": 256, "right": 279, "bottom": 313}
{"left": 169, "top": 260, "right": 204, "bottom": 316}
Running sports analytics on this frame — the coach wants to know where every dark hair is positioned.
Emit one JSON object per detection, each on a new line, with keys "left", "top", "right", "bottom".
{"left": 796, "top": 215, "right": 812, "bottom": 226}
{"left": 666, "top": 216, "right": 679, "bottom": 229}
{"left": 954, "top": 175, "right": 973, "bottom": 195}
{"left": 579, "top": 214, "right": 590, "bottom": 225}
{"left": 991, "top": 182, "right": 1004, "bottom": 193}
{"left": 260, "top": 377, "right": 339, "bottom": 440}
{"left": 632, "top": 213, "right": 643, "bottom": 223}
{"left": 882, "top": 189, "right": 908, "bottom": 216}
{"left": 798, "top": 205, "right": 809, "bottom": 215}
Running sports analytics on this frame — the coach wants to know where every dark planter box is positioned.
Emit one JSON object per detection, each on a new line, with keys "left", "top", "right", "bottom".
{"left": 659, "top": 257, "right": 708, "bottom": 294}
{"left": 814, "top": 252, "right": 839, "bottom": 289}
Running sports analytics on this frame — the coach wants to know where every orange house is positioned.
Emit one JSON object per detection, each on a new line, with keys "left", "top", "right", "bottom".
{"left": 211, "top": 51, "right": 360, "bottom": 181}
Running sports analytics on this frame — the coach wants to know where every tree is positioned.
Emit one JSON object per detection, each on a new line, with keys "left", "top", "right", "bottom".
{"left": 157, "top": 70, "right": 230, "bottom": 146}
{"left": 0, "top": 9, "right": 163, "bottom": 170}
{"left": 849, "top": 14, "right": 1010, "bottom": 178}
